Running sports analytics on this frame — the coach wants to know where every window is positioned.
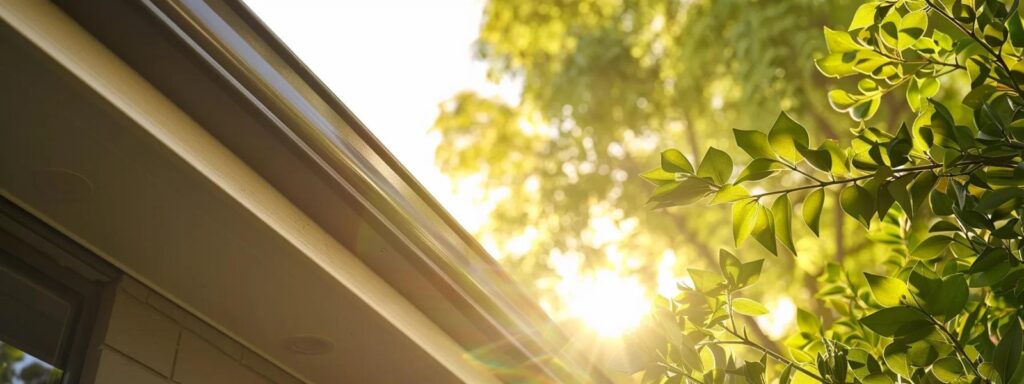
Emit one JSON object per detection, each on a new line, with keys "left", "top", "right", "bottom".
{"left": 0, "top": 198, "right": 114, "bottom": 383}
{"left": 0, "top": 257, "right": 70, "bottom": 383}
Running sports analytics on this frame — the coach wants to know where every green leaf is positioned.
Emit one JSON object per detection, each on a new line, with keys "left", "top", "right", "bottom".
{"left": 876, "top": 185, "right": 896, "bottom": 219}
{"left": 849, "top": 2, "right": 879, "bottom": 30}
{"left": 802, "top": 189, "right": 825, "bottom": 236}
{"left": 929, "top": 189, "right": 955, "bottom": 216}
{"left": 911, "top": 235, "right": 952, "bottom": 260}
{"left": 883, "top": 342, "right": 913, "bottom": 378}
{"left": 860, "top": 306, "right": 930, "bottom": 336}
{"left": 641, "top": 365, "right": 666, "bottom": 384}
{"left": 841, "top": 184, "right": 874, "bottom": 228}
{"left": 734, "top": 129, "right": 775, "bottom": 159}
{"left": 929, "top": 220, "right": 961, "bottom": 233}
{"left": 712, "top": 185, "right": 750, "bottom": 204}
{"left": 829, "top": 89, "right": 859, "bottom": 112}
{"left": 959, "top": 210, "right": 993, "bottom": 231}
{"left": 862, "top": 373, "right": 894, "bottom": 384}
{"left": 857, "top": 81, "right": 882, "bottom": 102}
{"left": 736, "top": 158, "right": 782, "bottom": 183}
{"left": 984, "top": 23, "right": 1008, "bottom": 48}
{"left": 733, "top": 200, "right": 759, "bottom": 246}
{"left": 864, "top": 273, "right": 908, "bottom": 307}
{"left": 995, "top": 319, "right": 1023, "bottom": 383}
{"left": 934, "top": 30, "right": 954, "bottom": 50}
{"left": 688, "top": 269, "right": 726, "bottom": 294}
{"left": 850, "top": 94, "right": 881, "bottom": 121}
{"left": 797, "top": 308, "right": 821, "bottom": 335}
{"left": 752, "top": 203, "right": 777, "bottom": 255}
{"left": 732, "top": 298, "right": 769, "bottom": 316}
{"left": 816, "top": 53, "right": 860, "bottom": 78}
{"left": 907, "top": 77, "right": 923, "bottom": 112}
{"left": 648, "top": 181, "right": 682, "bottom": 203}
{"left": 969, "top": 248, "right": 1014, "bottom": 287}
{"left": 661, "top": 149, "right": 694, "bottom": 174}
{"left": 820, "top": 140, "right": 850, "bottom": 176}
{"left": 648, "top": 179, "right": 712, "bottom": 206}
{"left": 888, "top": 174, "right": 915, "bottom": 216}
{"left": 932, "top": 356, "right": 965, "bottom": 383}
{"left": 639, "top": 168, "right": 676, "bottom": 185}
{"left": 931, "top": 96, "right": 955, "bottom": 123}
{"left": 1010, "top": 10, "right": 1024, "bottom": 49}
{"left": 848, "top": 348, "right": 886, "bottom": 383}
{"left": 772, "top": 194, "right": 796, "bottom": 255}
{"left": 779, "top": 364, "right": 794, "bottom": 384}
{"left": 737, "top": 259, "right": 764, "bottom": 290}
{"left": 697, "top": 147, "right": 733, "bottom": 185}
{"left": 663, "top": 324, "right": 704, "bottom": 373}
{"left": 743, "top": 361, "right": 766, "bottom": 384}
{"left": 720, "top": 249, "right": 763, "bottom": 292}
{"left": 879, "top": 9, "right": 901, "bottom": 48}
{"left": 790, "top": 348, "right": 814, "bottom": 364}
{"left": 921, "top": 273, "right": 968, "bottom": 317}
{"left": 824, "top": 27, "right": 863, "bottom": 53}
{"left": 909, "top": 171, "right": 938, "bottom": 214}
{"left": 768, "top": 112, "right": 810, "bottom": 163}
{"left": 1010, "top": 358, "right": 1024, "bottom": 384}
{"left": 976, "top": 187, "right": 1024, "bottom": 212}
{"left": 800, "top": 147, "right": 833, "bottom": 173}
{"left": 920, "top": 77, "right": 940, "bottom": 102}
{"left": 889, "top": 124, "right": 913, "bottom": 167}
{"left": 897, "top": 10, "right": 928, "bottom": 50}
{"left": 719, "top": 249, "right": 741, "bottom": 285}
{"left": 850, "top": 50, "right": 890, "bottom": 76}
{"left": 889, "top": 325, "right": 947, "bottom": 371}
{"left": 963, "top": 84, "right": 998, "bottom": 109}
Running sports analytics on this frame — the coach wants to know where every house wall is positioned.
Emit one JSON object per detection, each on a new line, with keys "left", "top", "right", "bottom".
{"left": 88, "top": 276, "right": 304, "bottom": 384}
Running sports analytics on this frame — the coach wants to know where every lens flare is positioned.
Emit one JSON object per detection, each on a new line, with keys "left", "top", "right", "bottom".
{"left": 566, "top": 271, "right": 649, "bottom": 337}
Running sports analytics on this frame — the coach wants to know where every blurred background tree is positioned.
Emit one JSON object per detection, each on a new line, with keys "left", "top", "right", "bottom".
{"left": 0, "top": 342, "right": 60, "bottom": 384}
{"left": 433, "top": 0, "right": 922, "bottom": 344}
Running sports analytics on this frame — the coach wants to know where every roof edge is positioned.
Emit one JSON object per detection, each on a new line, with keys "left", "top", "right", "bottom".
{"left": 103, "top": 0, "right": 609, "bottom": 382}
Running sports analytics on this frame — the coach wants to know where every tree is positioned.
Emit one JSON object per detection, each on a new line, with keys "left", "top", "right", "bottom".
{"left": 634, "top": 0, "right": 1024, "bottom": 383}
{"left": 435, "top": 0, "right": 879, "bottom": 343}
{"left": 0, "top": 343, "right": 61, "bottom": 384}
{"left": 0, "top": 342, "right": 22, "bottom": 383}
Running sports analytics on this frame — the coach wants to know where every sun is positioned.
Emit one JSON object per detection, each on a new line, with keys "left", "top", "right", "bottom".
{"left": 566, "top": 271, "right": 650, "bottom": 338}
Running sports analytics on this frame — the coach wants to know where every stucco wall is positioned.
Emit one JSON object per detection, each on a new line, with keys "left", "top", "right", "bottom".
{"left": 89, "top": 276, "right": 303, "bottom": 384}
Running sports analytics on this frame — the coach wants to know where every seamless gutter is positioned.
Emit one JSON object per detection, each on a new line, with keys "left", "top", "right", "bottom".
{"left": 130, "top": 0, "right": 609, "bottom": 382}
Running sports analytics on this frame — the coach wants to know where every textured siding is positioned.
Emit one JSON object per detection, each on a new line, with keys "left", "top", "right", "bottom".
{"left": 90, "top": 276, "right": 303, "bottom": 384}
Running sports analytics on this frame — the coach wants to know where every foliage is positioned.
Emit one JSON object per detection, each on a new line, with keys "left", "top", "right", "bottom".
{"left": 435, "top": 0, "right": 872, "bottom": 333}
{"left": 0, "top": 342, "right": 61, "bottom": 384}
{"left": 635, "top": 0, "right": 1024, "bottom": 383}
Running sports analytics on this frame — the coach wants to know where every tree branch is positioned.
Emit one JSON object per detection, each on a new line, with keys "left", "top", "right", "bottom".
{"left": 668, "top": 215, "right": 782, "bottom": 353}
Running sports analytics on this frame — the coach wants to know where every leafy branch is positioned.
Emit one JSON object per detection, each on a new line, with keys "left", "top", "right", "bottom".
{"left": 633, "top": 1, "right": 1024, "bottom": 384}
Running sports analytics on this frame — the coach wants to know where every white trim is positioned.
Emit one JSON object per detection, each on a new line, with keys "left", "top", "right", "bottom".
{"left": 0, "top": 2, "right": 499, "bottom": 383}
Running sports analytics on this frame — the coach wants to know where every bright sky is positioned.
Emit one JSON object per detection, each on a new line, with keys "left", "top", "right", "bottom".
{"left": 244, "top": 0, "right": 519, "bottom": 233}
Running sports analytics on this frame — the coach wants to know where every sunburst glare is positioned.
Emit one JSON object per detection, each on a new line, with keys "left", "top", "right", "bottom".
{"left": 565, "top": 270, "right": 649, "bottom": 338}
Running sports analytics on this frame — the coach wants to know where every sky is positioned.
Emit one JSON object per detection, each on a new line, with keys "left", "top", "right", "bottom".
{"left": 243, "top": 0, "right": 519, "bottom": 234}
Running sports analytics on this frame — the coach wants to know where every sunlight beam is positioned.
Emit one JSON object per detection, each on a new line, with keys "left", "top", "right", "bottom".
{"left": 565, "top": 271, "right": 649, "bottom": 338}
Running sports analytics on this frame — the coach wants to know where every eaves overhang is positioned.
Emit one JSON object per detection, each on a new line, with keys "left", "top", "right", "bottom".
{"left": 51, "top": 0, "right": 611, "bottom": 382}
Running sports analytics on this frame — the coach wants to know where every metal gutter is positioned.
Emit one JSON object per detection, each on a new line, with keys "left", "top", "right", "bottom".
{"left": 98, "top": 0, "right": 609, "bottom": 382}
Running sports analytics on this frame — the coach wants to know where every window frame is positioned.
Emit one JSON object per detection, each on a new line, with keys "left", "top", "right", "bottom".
{"left": 0, "top": 197, "right": 117, "bottom": 384}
